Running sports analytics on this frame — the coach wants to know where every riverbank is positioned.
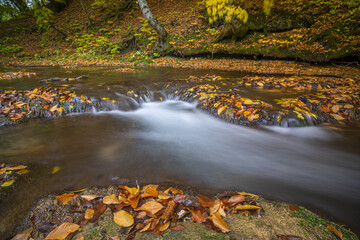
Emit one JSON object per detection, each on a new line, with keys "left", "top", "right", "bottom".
{"left": 9, "top": 184, "right": 358, "bottom": 240}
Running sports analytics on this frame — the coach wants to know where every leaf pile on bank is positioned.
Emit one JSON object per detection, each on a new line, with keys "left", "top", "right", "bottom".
{"left": 107, "top": 67, "right": 137, "bottom": 73}
{"left": 0, "top": 71, "right": 36, "bottom": 80}
{"left": 0, "top": 163, "right": 29, "bottom": 188}
{"left": 0, "top": 87, "right": 93, "bottom": 127}
{"left": 21, "top": 185, "right": 262, "bottom": 239}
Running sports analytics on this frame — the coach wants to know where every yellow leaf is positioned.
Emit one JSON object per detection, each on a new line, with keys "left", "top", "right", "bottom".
{"left": 330, "top": 114, "right": 345, "bottom": 121}
{"left": 209, "top": 212, "right": 230, "bottom": 233}
{"left": 50, "top": 105, "right": 58, "bottom": 112}
{"left": 56, "top": 192, "right": 76, "bottom": 204}
{"left": 217, "top": 105, "right": 227, "bottom": 115}
{"left": 103, "top": 194, "right": 121, "bottom": 204}
{"left": 237, "top": 192, "right": 259, "bottom": 197}
{"left": 52, "top": 166, "right": 61, "bottom": 174}
{"left": 114, "top": 210, "right": 134, "bottom": 227}
{"left": 140, "top": 222, "right": 151, "bottom": 232}
{"left": 1, "top": 180, "right": 15, "bottom": 187}
{"left": 81, "top": 96, "right": 86, "bottom": 102}
{"left": 235, "top": 205, "right": 261, "bottom": 210}
{"left": 331, "top": 105, "right": 341, "bottom": 113}
{"left": 135, "top": 201, "right": 163, "bottom": 215}
{"left": 45, "top": 223, "right": 79, "bottom": 239}
{"left": 85, "top": 208, "right": 95, "bottom": 220}
{"left": 244, "top": 99, "right": 253, "bottom": 105}
{"left": 344, "top": 104, "right": 354, "bottom": 109}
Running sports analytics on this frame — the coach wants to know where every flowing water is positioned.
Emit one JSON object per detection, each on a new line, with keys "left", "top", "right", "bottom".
{"left": 0, "top": 66, "right": 359, "bottom": 236}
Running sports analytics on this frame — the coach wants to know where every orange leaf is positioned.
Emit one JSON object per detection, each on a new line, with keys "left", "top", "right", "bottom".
{"left": 114, "top": 210, "right": 134, "bottom": 227}
{"left": 142, "top": 184, "right": 159, "bottom": 198}
{"left": 140, "top": 222, "right": 151, "bottom": 232}
{"left": 136, "top": 201, "right": 164, "bottom": 215}
{"left": 103, "top": 194, "right": 121, "bottom": 204}
{"left": 327, "top": 225, "right": 342, "bottom": 239}
{"left": 169, "top": 224, "right": 185, "bottom": 231}
{"left": 209, "top": 212, "right": 230, "bottom": 233}
{"left": 331, "top": 105, "right": 341, "bottom": 113}
{"left": 190, "top": 210, "right": 206, "bottom": 223}
{"left": 45, "top": 223, "right": 79, "bottom": 239}
{"left": 128, "top": 196, "right": 140, "bottom": 208}
{"left": 197, "top": 194, "right": 214, "bottom": 208}
{"left": 56, "top": 192, "right": 76, "bottom": 204}
{"left": 330, "top": 113, "right": 345, "bottom": 121}
{"left": 50, "top": 105, "right": 58, "bottom": 112}
{"left": 158, "top": 221, "right": 170, "bottom": 232}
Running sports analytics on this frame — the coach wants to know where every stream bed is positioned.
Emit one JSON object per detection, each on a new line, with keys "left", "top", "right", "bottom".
{"left": 0, "top": 66, "right": 360, "bottom": 237}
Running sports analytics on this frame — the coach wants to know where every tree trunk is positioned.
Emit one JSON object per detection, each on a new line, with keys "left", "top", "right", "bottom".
{"left": 50, "top": 23, "right": 68, "bottom": 39}
{"left": 138, "top": 0, "right": 168, "bottom": 53}
{"left": 80, "top": 0, "right": 92, "bottom": 26}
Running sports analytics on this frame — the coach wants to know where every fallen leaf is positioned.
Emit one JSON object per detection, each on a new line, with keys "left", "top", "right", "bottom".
{"left": 331, "top": 105, "right": 341, "bottom": 113}
{"left": 327, "top": 225, "right": 342, "bottom": 239}
{"left": 140, "top": 222, "right": 151, "bottom": 232}
{"left": 190, "top": 210, "right": 206, "bottom": 223}
{"left": 197, "top": 194, "right": 214, "bottom": 208}
{"left": 45, "top": 223, "right": 79, "bottom": 239}
{"left": 103, "top": 194, "right": 121, "bottom": 204}
{"left": 227, "top": 194, "right": 246, "bottom": 207}
{"left": 1, "top": 180, "right": 15, "bottom": 187}
{"left": 52, "top": 166, "right": 61, "bottom": 174}
{"left": 209, "top": 212, "right": 230, "bottom": 233}
{"left": 142, "top": 184, "right": 159, "bottom": 198}
{"left": 76, "top": 236, "right": 85, "bottom": 240}
{"left": 136, "top": 211, "right": 147, "bottom": 219}
{"left": 114, "top": 210, "right": 134, "bottom": 227}
{"left": 161, "top": 200, "right": 177, "bottom": 223}
{"left": 170, "top": 224, "right": 186, "bottom": 232}
{"left": 85, "top": 208, "right": 95, "bottom": 220}
{"left": 56, "top": 192, "right": 76, "bottom": 204}
{"left": 217, "top": 105, "right": 227, "bottom": 115}
{"left": 50, "top": 105, "right": 58, "bottom": 112}
{"left": 289, "top": 205, "right": 299, "bottom": 211}
{"left": 235, "top": 205, "right": 261, "bottom": 210}
{"left": 244, "top": 99, "right": 253, "bottom": 105}
{"left": 237, "top": 192, "right": 259, "bottom": 197}
{"left": 158, "top": 221, "right": 170, "bottom": 232}
{"left": 344, "top": 104, "right": 354, "bottom": 109}
{"left": 80, "top": 195, "right": 98, "bottom": 201}
{"left": 330, "top": 114, "right": 345, "bottom": 121}
{"left": 11, "top": 228, "right": 33, "bottom": 240}
{"left": 136, "top": 201, "right": 163, "bottom": 215}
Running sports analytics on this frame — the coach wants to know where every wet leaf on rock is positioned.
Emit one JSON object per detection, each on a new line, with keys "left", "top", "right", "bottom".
{"left": 135, "top": 201, "right": 164, "bottom": 215}
{"left": 1, "top": 179, "right": 15, "bottom": 187}
{"left": 114, "top": 210, "right": 134, "bottom": 227}
{"left": 103, "top": 194, "right": 122, "bottom": 204}
{"left": 327, "top": 225, "right": 343, "bottom": 239}
{"left": 45, "top": 222, "right": 79, "bottom": 239}
{"left": 56, "top": 192, "right": 76, "bottom": 204}
{"left": 208, "top": 212, "right": 230, "bottom": 233}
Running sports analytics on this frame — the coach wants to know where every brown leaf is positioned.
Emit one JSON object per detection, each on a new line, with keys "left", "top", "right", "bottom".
{"left": 330, "top": 113, "right": 345, "bottom": 121}
{"left": 140, "top": 222, "right": 151, "bottom": 232}
{"left": 56, "top": 192, "right": 76, "bottom": 204}
{"left": 85, "top": 208, "right": 95, "bottom": 220}
{"left": 227, "top": 195, "right": 246, "bottom": 207}
{"left": 331, "top": 105, "right": 341, "bottom": 113}
{"left": 11, "top": 228, "right": 33, "bottom": 240}
{"left": 197, "top": 194, "right": 214, "bottom": 208}
{"left": 209, "top": 212, "right": 230, "bottom": 233}
{"left": 161, "top": 200, "right": 177, "bottom": 223}
{"left": 76, "top": 236, "right": 85, "bottom": 240}
{"left": 289, "top": 205, "right": 299, "bottom": 211}
{"left": 136, "top": 201, "right": 163, "bottom": 215}
{"left": 327, "top": 225, "right": 343, "bottom": 239}
{"left": 45, "top": 223, "right": 79, "bottom": 239}
{"left": 169, "top": 224, "right": 185, "bottom": 231}
{"left": 210, "top": 199, "right": 226, "bottom": 217}
{"left": 110, "top": 236, "right": 120, "bottom": 240}
{"left": 190, "top": 210, "right": 206, "bottom": 223}
{"left": 165, "top": 187, "right": 184, "bottom": 195}
{"left": 128, "top": 196, "right": 140, "bottom": 208}
{"left": 103, "top": 194, "right": 121, "bottom": 204}
{"left": 114, "top": 210, "right": 134, "bottom": 227}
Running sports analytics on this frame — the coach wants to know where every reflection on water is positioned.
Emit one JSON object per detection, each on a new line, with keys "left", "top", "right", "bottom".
{"left": 0, "top": 66, "right": 360, "bottom": 236}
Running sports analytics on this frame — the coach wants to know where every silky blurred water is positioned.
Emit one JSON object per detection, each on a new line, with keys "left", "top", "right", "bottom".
{"left": 0, "top": 66, "right": 359, "bottom": 236}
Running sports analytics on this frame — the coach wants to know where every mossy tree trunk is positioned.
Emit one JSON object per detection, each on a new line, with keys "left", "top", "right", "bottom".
{"left": 138, "top": 0, "right": 168, "bottom": 53}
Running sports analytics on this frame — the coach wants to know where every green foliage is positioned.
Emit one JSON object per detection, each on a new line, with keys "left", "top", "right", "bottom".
{"left": 129, "top": 51, "right": 154, "bottom": 64}
{"left": 0, "top": 1, "right": 19, "bottom": 22}
{"left": 0, "top": 44, "right": 23, "bottom": 54}
{"left": 263, "top": 0, "right": 274, "bottom": 16}
{"left": 73, "top": 33, "right": 122, "bottom": 55}
{"left": 34, "top": 6, "right": 54, "bottom": 32}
